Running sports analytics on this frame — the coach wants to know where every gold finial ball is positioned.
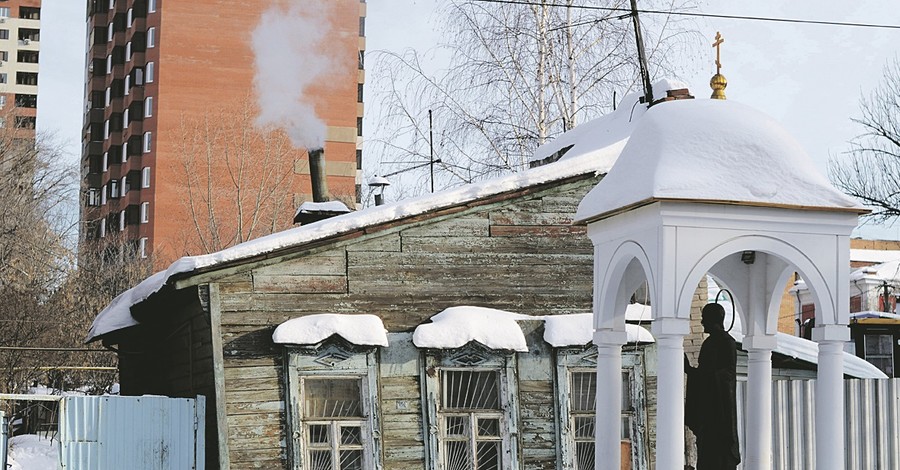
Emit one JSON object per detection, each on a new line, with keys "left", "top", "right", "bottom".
{"left": 710, "top": 73, "right": 727, "bottom": 100}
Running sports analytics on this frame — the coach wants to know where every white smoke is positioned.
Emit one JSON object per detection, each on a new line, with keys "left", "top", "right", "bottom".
{"left": 252, "top": 1, "right": 334, "bottom": 150}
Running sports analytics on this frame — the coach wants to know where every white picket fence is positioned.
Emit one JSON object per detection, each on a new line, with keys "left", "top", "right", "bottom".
{"left": 736, "top": 378, "right": 900, "bottom": 469}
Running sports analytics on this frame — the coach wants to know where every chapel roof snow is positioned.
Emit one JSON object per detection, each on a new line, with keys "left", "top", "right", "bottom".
{"left": 575, "top": 99, "right": 867, "bottom": 223}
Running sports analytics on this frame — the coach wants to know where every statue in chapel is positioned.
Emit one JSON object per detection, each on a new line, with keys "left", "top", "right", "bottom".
{"left": 684, "top": 303, "right": 741, "bottom": 469}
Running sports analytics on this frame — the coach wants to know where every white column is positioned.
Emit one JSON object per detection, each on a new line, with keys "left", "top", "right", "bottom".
{"left": 743, "top": 335, "right": 776, "bottom": 470}
{"left": 813, "top": 325, "right": 848, "bottom": 470}
{"left": 653, "top": 318, "right": 689, "bottom": 470}
{"left": 594, "top": 330, "right": 627, "bottom": 470}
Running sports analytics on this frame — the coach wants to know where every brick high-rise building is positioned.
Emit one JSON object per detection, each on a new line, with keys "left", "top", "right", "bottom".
{"left": 82, "top": 0, "right": 365, "bottom": 267}
{"left": 0, "top": 1, "right": 41, "bottom": 133}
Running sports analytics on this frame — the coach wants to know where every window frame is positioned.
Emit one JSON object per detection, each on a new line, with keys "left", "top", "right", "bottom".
{"left": 422, "top": 343, "right": 520, "bottom": 470}
{"left": 284, "top": 341, "right": 383, "bottom": 470}
{"left": 555, "top": 347, "right": 648, "bottom": 470}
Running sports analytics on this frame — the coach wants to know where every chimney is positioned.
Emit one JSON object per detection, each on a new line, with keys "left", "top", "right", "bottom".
{"left": 308, "top": 147, "right": 329, "bottom": 203}
{"left": 650, "top": 87, "right": 695, "bottom": 107}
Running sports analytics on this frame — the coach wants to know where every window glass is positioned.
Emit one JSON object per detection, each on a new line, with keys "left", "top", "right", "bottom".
{"left": 864, "top": 334, "right": 894, "bottom": 376}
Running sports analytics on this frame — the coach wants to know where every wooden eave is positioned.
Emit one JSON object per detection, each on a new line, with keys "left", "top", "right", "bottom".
{"left": 574, "top": 196, "right": 870, "bottom": 225}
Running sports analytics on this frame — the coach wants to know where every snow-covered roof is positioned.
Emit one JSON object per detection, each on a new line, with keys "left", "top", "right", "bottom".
{"left": 87, "top": 145, "right": 620, "bottom": 342}
{"left": 850, "top": 311, "right": 900, "bottom": 321}
{"left": 624, "top": 303, "right": 652, "bottom": 323}
{"left": 850, "top": 248, "right": 900, "bottom": 265}
{"left": 850, "top": 259, "right": 900, "bottom": 283}
{"left": 543, "top": 313, "right": 654, "bottom": 347}
{"left": 272, "top": 314, "right": 389, "bottom": 346}
{"left": 576, "top": 99, "right": 866, "bottom": 223}
{"left": 294, "top": 200, "right": 351, "bottom": 217}
{"left": 530, "top": 78, "right": 687, "bottom": 165}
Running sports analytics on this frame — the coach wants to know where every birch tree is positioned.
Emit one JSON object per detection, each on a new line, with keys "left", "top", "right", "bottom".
{"left": 368, "top": 0, "right": 698, "bottom": 193}
{"left": 171, "top": 99, "right": 297, "bottom": 255}
{"left": 830, "top": 58, "right": 900, "bottom": 221}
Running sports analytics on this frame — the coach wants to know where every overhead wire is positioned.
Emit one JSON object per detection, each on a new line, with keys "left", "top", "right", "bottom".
{"left": 472, "top": 0, "right": 900, "bottom": 31}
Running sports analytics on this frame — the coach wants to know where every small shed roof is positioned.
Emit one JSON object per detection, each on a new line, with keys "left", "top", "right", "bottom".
{"left": 575, "top": 99, "right": 866, "bottom": 223}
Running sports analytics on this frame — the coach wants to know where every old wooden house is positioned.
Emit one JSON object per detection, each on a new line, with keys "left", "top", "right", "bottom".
{"left": 88, "top": 146, "right": 663, "bottom": 469}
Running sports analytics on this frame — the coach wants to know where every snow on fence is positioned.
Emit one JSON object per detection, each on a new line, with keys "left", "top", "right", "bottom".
{"left": 736, "top": 378, "right": 900, "bottom": 469}
{"left": 0, "top": 394, "right": 205, "bottom": 470}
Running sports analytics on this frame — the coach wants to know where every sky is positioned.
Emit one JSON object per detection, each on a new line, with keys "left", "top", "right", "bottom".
{"left": 34, "top": 1, "right": 900, "bottom": 239}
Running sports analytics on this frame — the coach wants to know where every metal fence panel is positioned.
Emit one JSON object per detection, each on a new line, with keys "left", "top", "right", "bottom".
{"left": 59, "top": 395, "right": 204, "bottom": 470}
{"left": 736, "top": 378, "right": 900, "bottom": 470}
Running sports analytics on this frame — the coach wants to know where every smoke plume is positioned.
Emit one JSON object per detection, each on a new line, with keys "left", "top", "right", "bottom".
{"left": 251, "top": 1, "right": 333, "bottom": 150}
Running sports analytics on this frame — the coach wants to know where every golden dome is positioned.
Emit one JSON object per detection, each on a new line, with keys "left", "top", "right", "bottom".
{"left": 710, "top": 73, "right": 727, "bottom": 100}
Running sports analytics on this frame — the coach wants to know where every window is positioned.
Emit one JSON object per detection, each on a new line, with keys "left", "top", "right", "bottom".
{"left": 285, "top": 342, "right": 382, "bottom": 470}
{"left": 123, "top": 108, "right": 130, "bottom": 128}
{"left": 142, "top": 131, "right": 151, "bottom": 152}
{"left": 121, "top": 176, "right": 129, "bottom": 196}
{"left": 16, "top": 50, "right": 37, "bottom": 63}
{"left": 140, "top": 201, "right": 149, "bottom": 223}
{"left": 16, "top": 72, "right": 37, "bottom": 86}
{"left": 100, "top": 184, "right": 107, "bottom": 205}
{"left": 556, "top": 348, "right": 648, "bottom": 470}
{"left": 102, "top": 152, "right": 109, "bottom": 172}
{"left": 0, "top": 51, "right": 8, "bottom": 62}
{"left": 122, "top": 141, "right": 129, "bottom": 161}
{"left": 106, "top": 55, "right": 112, "bottom": 74}
{"left": 118, "top": 211, "right": 125, "bottom": 231}
{"left": 126, "top": 8, "right": 133, "bottom": 27}
{"left": 141, "top": 166, "right": 150, "bottom": 188}
{"left": 423, "top": 344, "right": 519, "bottom": 470}
{"left": 109, "top": 0, "right": 114, "bottom": 11}
{"left": 105, "top": 87, "right": 111, "bottom": 107}
{"left": 0, "top": 96, "right": 6, "bottom": 108}
{"left": 99, "top": 218, "right": 106, "bottom": 238}
{"left": 864, "top": 333, "right": 894, "bottom": 376}
{"left": 147, "top": 27, "right": 156, "bottom": 48}
{"left": 124, "top": 74, "right": 130, "bottom": 95}
{"left": 87, "top": 188, "right": 100, "bottom": 207}
{"left": 107, "top": 22, "right": 113, "bottom": 42}
{"left": 0, "top": 73, "right": 6, "bottom": 84}
{"left": 19, "top": 7, "right": 39, "bottom": 20}
{"left": 0, "top": 30, "right": 9, "bottom": 40}
{"left": 145, "top": 61, "right": 154, "bottom": 82}
{"left": 125, "top": 41, "right": 131, "bottom": 61}
{"left": 139, "top": 237, "right": 147, "bottom": 258}
{"left": 0, "top": 8, "right": 8, "bottom": 18}
{"left": 144, "top": 96, "right": 153, "bottom": 117}
{"left": 14, "top": 94, "right": 36, "bottom": 108}
{"left": 148, "top": 0, "right": 156, "bottom": 13}
{"left": 109, "top": 180, "right": 120, "bottom": 199}
{"left": 103, "top": 120, "right": 110, "bottom": 140}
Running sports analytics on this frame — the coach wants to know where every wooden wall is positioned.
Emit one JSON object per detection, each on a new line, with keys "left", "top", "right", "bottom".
{"left": 211, "top": 179, "right": 598, "bottom": 468}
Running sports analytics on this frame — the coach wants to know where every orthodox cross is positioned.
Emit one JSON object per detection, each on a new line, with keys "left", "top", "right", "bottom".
{"left": 712, "top": 31, "right": 724, "bottom": 74}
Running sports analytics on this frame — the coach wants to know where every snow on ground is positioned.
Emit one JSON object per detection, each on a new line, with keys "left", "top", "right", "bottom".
{"left": 272, "top": 314, "right": 389, "bottom": 346}
{"left": 576, "top": 98, "right": 865, "bottom": 222}
{"left": 7, "top": 435, "right": 58, "bottom": 470}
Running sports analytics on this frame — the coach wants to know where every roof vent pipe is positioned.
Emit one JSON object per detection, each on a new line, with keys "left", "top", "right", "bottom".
{"left": 308, "top": 147, "right": 329, "bottom": 202}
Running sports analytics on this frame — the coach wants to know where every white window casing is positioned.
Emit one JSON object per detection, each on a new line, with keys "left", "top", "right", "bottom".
{"left": 106, "top": 55, "right": 112, "bottom": 74}
{"left": 118, "top": 211, "right": 125, "bottom": 231}
{"left": 127, "top": 8, "right": 133, "bottom": 28}
{"left": 125, "top": 41, "right": 132, "bottom": 61}
{"left": 140, "top": 201, "right": 149, "bottom": 223}
{"left": 139, "top": 237, "right": 147, "bottom": 258}
{"left": 104, "top": 87, "right": 111, "bottom": 107}
{"left": 103, "top": 120, "right": 110, "bottom": 140}
{"left": 144, "top": 96, "right": 153, "bottom": 117}
{"left": 422, "top": 344, "right": 520, "bottom": 470}
{"left": 124, "top": 74, "right": 131, "bottom": 95}
{"left": 107, "top": 22, "right": 114, "bottom": 42}
{"left": 148, "top": 0, "right": 156, "bottom": 13}
{"left": 122, "top": 142, "right": 129, "bottom": 162}
{"left": 100, "top": 184, "right": 107, "bottom": 205}
{"left": 102, "top": 152, "right": 108, "bottom": 172}
{"left": 141, "top": 167, "right": 150, "bottom": 188}
{"left": 146, "top": 62, "right": 155, "bottom": 83}
{"left": 147, "top": 27, "right": 156, "bottom": 48}
{"left": 121, "top": 176, "right": 128, "bottom": 196}
{"left": 285, "top": 344, "right": 383, "bottom": 470}
{"left": 99, "top": 219, "right": 106, "bottom": 238}
{"left": 143, "top": 131, "right": 152, "bottom": 153}
{"left": 123, "top": 108, "right": 130, "bottom": 128}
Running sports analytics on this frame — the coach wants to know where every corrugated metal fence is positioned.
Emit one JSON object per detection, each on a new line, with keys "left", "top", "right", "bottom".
{"left": 1, "top": 394, "right": 205, "bottom": 470}
{"left": 736, "top": 378, "right": 900, "bottom": 470}
{"left": 59, "top": 395, "right": 205, "bottom": 469}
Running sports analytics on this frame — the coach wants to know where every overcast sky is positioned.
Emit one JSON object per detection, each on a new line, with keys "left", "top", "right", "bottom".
{"left": 36, "top": 1, "right": 900, "bottom": 239}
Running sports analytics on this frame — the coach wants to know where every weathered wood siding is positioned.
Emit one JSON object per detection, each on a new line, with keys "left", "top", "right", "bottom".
{"left": 213, "top": 179, "right": 598, "bottom": 468}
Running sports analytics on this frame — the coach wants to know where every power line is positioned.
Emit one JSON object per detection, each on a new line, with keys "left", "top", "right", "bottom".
{"left": 472, "top": 0, "right": 900, "bottom": 31}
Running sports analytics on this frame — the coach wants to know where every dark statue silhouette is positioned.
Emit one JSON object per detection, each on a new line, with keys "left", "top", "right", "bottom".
{"left": 685, "top": 303, "right": 741, "bottom": 469}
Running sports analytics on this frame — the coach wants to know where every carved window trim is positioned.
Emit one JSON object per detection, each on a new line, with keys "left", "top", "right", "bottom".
{"left": 421, "top": 342, "right": 520, "bottom": 470}
{"left": 555, "top": 347, "right": 648, "bottom": 470}
{"left": 284, "top": 339, "right": 383, "bottom": 470}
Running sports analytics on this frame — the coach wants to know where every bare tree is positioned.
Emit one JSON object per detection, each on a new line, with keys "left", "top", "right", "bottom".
{"left": 830, "top": 58, "right": 900, "bottom": 221}
{"left": 368, "top": 0, "right": 698, "bottom": 195}
{"left": 171, "top": 99, "right": 297, "bottom": 255}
